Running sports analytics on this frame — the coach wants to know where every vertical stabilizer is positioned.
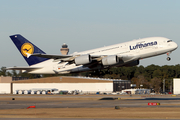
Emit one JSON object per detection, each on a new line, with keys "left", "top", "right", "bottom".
{"left": 10, "top": 34, "right": 49, "bottom": 66}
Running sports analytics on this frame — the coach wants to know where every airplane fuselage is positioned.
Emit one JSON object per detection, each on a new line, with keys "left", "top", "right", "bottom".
{"left": 28, "top": 37, "right": 178, "bottom": 74}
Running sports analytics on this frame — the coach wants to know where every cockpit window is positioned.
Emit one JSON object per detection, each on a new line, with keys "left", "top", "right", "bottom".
{"left": 167, "top": 40, "right": 172, "bottom": 42}
{"left": 167, "top": 40, "right": 172, "bottom": 43}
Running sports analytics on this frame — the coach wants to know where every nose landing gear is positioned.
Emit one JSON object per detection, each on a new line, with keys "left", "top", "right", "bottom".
{"left": 167, "top": 57, "right": 171, "bottom": 61}
{"left": 166, "top": 52, "right": 171, "bottom": 61}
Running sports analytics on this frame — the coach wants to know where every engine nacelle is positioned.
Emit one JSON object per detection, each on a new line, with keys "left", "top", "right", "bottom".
{"left": 74, "top": 54, "right": 92, "bottom": 65}
{"left": 102, "top": 55, "right": 119, "bottom": 66}
{"left": 124, "top": 60, "right": 139, "bottom": 67}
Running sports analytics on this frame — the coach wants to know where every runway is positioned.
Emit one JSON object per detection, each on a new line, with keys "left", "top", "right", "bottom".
{"left": 0, "top": 94, "right": 180, "bottom": 109}
{"left": 0, "top": 118, "right": 177, "bottom": 120}
{"left": 1, "top": 94, "right": 180, "bottom": 119}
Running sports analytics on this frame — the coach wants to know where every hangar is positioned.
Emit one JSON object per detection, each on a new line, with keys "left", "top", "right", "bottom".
{"left": 0, "top": 76, "right": 131, "bottom": 94}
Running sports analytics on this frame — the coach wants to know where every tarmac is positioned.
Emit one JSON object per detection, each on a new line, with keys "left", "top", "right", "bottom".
{"left": 1, "top": 94, "right": 180, "bottom": 109}
{"left": 0, "top": 94, "right": 180, "bottom": 119}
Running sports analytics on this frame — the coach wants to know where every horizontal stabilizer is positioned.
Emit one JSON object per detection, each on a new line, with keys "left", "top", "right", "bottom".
{"left": 6, "top": 67, "right": 42, "bottom": 71}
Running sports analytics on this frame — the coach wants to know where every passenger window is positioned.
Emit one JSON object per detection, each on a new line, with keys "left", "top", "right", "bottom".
{"left": 167, "top": 40, "right": 172, "bottom": 42}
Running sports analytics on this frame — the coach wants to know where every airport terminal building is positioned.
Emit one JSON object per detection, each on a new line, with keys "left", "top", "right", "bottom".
{"left": 0, "top": 76, "right": 131, "bottom": 94}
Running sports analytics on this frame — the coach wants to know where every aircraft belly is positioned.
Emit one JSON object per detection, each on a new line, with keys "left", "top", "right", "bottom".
{"left": 71, "top": 66, "right": 90, "bottom": 72}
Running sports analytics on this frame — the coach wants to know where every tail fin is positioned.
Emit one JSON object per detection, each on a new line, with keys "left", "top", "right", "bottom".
{"left": 10, "top": 34, "right": 49, "bottom": 66}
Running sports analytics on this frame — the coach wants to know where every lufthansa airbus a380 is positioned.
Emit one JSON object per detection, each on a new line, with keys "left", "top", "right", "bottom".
{"left": 7, "top": 34, "right": 178, "bottom": 74}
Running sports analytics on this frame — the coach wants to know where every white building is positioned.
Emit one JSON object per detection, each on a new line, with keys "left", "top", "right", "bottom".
{"left": 173, "top": 78, "right": 180, "bottom": 94}
{"left": 0, "top": 76, "right": 131, "bottom": 94}
{"left": 0, "top": 76, "right": 12, "bottom": 94}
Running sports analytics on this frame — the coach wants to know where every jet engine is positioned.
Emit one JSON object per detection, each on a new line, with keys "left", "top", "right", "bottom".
{"left": 74, "top": 54, "right": 92, "bottom": 65}
{"left": 102, "top": 55, "right": 119, "bottom": 66}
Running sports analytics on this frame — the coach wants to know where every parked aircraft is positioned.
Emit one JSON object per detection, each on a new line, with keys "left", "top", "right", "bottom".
{"left": 7, "top": 34, "right": 178, "bottom": 74}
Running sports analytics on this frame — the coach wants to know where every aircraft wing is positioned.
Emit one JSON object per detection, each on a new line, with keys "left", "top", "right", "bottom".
{"left": 31, "top": 53, "right": 72, "bottom": 59}
{"left": 117, "top": 55, "right": 138, "bottom": 62}
{"left": 6, "top": 67, "right": 42, "bottom": 71}
{"left": 31, "top": 53, "right": 138, "bottom": 62}
{"left": 31, "top": 53, "right": 103, "bottom": 61}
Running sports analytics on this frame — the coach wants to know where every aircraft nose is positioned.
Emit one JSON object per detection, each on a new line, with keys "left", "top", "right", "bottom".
{"left": 173, "top": 42, "right": 178, "bottom": 50}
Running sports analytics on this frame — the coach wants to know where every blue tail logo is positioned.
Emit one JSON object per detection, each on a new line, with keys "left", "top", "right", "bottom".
{"left": 21, "top": 43, "right": 34, "bottom": 57}
{"left": 10, "top": 34, "right": 49, "bottom": 66}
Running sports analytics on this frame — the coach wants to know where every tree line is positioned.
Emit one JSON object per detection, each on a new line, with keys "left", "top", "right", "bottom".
{"left": 80, "top": 64, "right": 180, "bottom": 93}
{"left": 1, "top": 64, "right": 180, "bottom": 93}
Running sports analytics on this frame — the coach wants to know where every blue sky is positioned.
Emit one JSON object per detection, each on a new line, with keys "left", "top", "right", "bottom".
{"left": 1, "top": 0, "right": 180, "bottom": 67}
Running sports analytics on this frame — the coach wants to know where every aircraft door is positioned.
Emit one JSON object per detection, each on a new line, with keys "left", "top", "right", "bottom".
{"left": 158, "top": 41, "right": 164, "bottom": 49}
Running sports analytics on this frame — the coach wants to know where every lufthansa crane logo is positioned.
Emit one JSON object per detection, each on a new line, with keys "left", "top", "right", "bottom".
{"left": 21, "top": 43, "right": 34, "bottom": 57}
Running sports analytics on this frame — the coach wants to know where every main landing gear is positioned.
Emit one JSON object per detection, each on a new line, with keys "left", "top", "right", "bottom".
{"left": 166, "top": 52, "right": 171, "bottom": 61}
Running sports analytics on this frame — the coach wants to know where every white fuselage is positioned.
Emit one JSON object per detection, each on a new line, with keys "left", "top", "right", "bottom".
{"left": 29, "top": 37, "right": 178, "bottom": 74}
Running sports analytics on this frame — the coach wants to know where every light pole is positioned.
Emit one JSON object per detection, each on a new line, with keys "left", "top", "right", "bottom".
{"left": 163, "top": 79, "right": 165, "bottom": 93}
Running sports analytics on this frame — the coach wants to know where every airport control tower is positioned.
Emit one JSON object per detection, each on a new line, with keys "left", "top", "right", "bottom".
{"left": 60, "top": 43, "right": 69, "bottom": 55}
